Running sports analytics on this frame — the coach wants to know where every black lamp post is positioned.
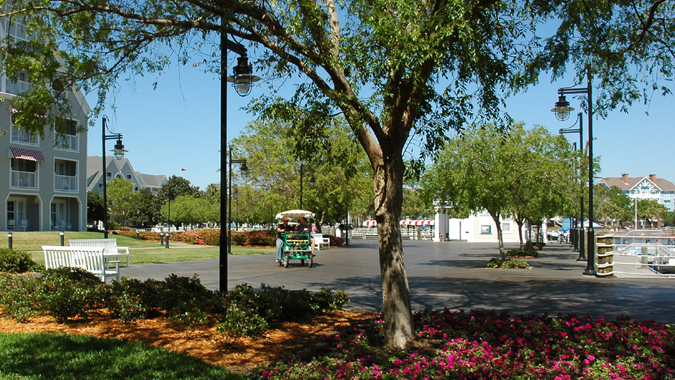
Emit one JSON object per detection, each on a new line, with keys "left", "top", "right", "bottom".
{"left": 101, "top": 117, "right": 126, "bottom": 239}
{"left": 228, "top": 148, "right": 248, "bottom": 255}
{"left": 219, "top": 20, "right": 260, "bottom": 292}
{"left": 552, "top": 68, "right": 596, "bottom": 276}
{"left": 560, "top": 113, "right": 585, "bottom": 261}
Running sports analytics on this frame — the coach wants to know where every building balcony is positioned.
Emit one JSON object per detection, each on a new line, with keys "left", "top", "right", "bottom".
{"left": 10, "top": 128, "right": 38, "bottom": 145}
{"left": 10, "top": 170, "right": 37, "bottom": 189}
{"left": 55, "top": 174, "right": 78, "bottom": 192}
{"left": 5, "top": 80, "right": 32, "bottom": 95}
{"left": 55, "top": 134, "right": 79, "bottom": 152}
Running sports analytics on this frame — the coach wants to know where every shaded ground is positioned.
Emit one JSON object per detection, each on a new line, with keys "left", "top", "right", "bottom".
{"left": 0, "top": 309, "right": 370, "bottom": 373}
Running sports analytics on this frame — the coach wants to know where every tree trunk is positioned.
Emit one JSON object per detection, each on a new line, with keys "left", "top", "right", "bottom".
{"left": 491, "top": 213, "right": 505, "bottom": 261}
{"left": 516, "top": 219, "right": 525, "bottom": 249}
{"left": 374, "top": 153, "right": 414, "bottom": 348}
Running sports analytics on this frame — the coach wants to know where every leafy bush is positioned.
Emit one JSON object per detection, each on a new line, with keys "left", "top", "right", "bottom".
{"left": 487, "top": 257, "right": 530, "bottom": 269}
{"left": 524, "top": 241, "right": 546, "bottom": 251}
{"left": 104, "top": 278, "right": 164, "bottom": 322}
{"left": 180, "top": 229, "right": 221, "bottom": 245}
{"left": 34, "top": 267, "right": 105, "bottom": 323}
{"left": 329, "top": 236, "right": 343, "bottom": 246}
{"left": 0, "top": 248, "right": 43, "bottom": 273}
{"left": 158, "top": 274, "right": 214, "bottom": 327}
{"left": 0, "top": 273, "right": 40, "bottom": 322}
{"left": 217, "top": 304, "right": 269, "bottom": 338}
{"left": 245, "top": 230, "right": 276, "bottom": 246}
{"left": 506, "top": 248, "right": 538, "bottom": 258}
{"left": 311, "top": 288, "right": 350, "bottom": 314}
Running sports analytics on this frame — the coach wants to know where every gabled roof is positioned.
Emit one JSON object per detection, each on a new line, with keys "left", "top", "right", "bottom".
{"left": 598, "top": 175, "right": 675, "bottom": 192}
{"left": 137, "top": 173, "right": 167, "bottom": 189}
{"left": 86, "top": 156, "right": 166, "bottom": 193}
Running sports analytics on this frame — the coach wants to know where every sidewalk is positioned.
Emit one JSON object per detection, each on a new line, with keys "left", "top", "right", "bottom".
{"left": 120, "top": 239, "right": 675, "bottom": 324}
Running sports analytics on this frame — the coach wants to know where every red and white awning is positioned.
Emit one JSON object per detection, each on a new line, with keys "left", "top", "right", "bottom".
{"left": 9, "top": 147, "right": 45, "bottom": 162}
{"left": 363, "top": 220, "right": 377, "bottom": 227}
{"left": 400, "top": 219, "right": 435, "bottom": 226}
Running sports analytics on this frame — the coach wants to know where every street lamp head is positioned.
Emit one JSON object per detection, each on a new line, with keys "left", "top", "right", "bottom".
{"left": 227, "top": 56, "right": 261, "bottom": 97}
{"left": 112, "top": 138, "right": 127, "bottom": 160}
{"left": 551, "top": 94, "right": 574, "bottom": 121}
{"left": 240, "top": 161, "right": 249, "bottom": 172}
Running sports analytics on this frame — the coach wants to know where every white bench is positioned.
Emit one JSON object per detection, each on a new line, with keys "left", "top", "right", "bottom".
{"left": 42, "top": 246, "right": 120, "bottom": 282}
{"left": 313, "top": 233, "right": 330, "bottom": 251}
{"left": 69, "top": 238, "right": 130, "bottom": 266}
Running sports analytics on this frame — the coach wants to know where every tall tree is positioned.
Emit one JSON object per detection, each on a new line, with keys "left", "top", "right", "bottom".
{"left": 127, "top": 188, "right": 159, "bottom": 228}
{"left": 86, "top": 191, "right": 104, "bottom": 225}
{"left": 157, "top": 176, "right": 199, "bottom": 206}
{"left": 508, "top": 126, "right": 577, "bottom": 247}
{"left": 423, "top": 124, "right": 522, "bottom": 259}
{"left": 3, "top": 0, "right": 673, "bottom": 348}
{"left": 595, "top": 185, "right": 632, "bottom": 228}
{"left": 106, "top": 178, "right": 134, "bottom": 227}
{"left": 232, "top": 119, "right": 373, "bottom": 224}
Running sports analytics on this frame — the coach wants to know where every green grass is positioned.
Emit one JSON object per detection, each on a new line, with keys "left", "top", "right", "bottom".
{"left": 0, "top": 332, "right": 245, "bottom": 380}
{"left": 0, "top": 231, "right": 275, "bottom": 266}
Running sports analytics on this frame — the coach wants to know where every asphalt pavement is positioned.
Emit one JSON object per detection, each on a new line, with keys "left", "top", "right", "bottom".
{"left": 120, "top": 239, "right": 675, "bottom": 324}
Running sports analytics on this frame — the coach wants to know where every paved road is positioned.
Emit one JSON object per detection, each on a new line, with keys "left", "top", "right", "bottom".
{"left": 121, "top": 239, "right": 675, "bottom": 323}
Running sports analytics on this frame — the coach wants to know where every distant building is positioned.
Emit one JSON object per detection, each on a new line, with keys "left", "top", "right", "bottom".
{"left": 598, "top": 174, "right": 675, "bottom": 212}
{"left": 86, "top": 156, "right": 167, "bottom": 195}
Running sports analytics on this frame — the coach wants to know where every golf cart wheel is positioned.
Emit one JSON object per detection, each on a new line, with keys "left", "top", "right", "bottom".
{"left": 308, "top": 254, "right": 314, "bottom": 268}
{"left": 283, "top": 255, "right": 289, "bottom": 268}
{"left": 300, "top": 259, "right": 305, "bottom": 266}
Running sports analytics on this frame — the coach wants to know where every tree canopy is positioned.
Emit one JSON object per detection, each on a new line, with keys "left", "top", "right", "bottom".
{"left": 2, "top": 0, "right": 673, "bottom": 348}
{"left": 422, "top": 123, "right": 576, "bottom": 258}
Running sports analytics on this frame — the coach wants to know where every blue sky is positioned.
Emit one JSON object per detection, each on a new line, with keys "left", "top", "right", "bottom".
{"left": 86, "top": 62, "right": 675, "bottom": 191}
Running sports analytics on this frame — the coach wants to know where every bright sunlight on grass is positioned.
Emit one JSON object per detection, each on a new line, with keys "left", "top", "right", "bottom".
{"left": 0, "top": 231, "right": 275, "bottom": 266}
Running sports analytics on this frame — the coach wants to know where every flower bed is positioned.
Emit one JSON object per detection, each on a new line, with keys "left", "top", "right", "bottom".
{"left": 256, "top": 309, "right": 675, "bottom": 379}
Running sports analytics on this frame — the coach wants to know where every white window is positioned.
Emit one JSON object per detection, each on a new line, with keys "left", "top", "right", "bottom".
{"left": 501, "top": 222, "right": 511, "bottom": 232}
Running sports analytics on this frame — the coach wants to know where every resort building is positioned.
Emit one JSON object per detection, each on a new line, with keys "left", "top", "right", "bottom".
{"left": 86, "top": 156, "right": 168, "bottom": 196}
{"left": 0, "top": 14, "right": 90, "bottom": 231}
{"left": 598, "top": 174, "right": 675, "bottom": 212}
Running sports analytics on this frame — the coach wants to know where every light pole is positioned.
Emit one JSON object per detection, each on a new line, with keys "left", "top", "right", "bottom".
{"left": 228, "top": 147, "right": 248, "bottom": 255}
{"left": 560, "top": 113, "right": 585, "bottom": 261}
{"left": 101, "top": 117, "right": 126, "bottom": 239}
{"left": 219, "top": 20, "right": 260, "bottom": 291}
{"left": 552, "top": 67, "right": 596, "bottom": 276}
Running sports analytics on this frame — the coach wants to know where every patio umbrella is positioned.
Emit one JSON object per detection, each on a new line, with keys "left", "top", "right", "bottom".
{"left": 275, "top": 210, "right": 316, "bottom": 220}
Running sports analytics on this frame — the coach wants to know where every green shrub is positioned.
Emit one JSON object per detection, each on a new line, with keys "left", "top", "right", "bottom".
{"left": 104, "top": 278, "right": 163, "bottom": 322}
{"left": 158, "top": 274, "right": 214, "bottom": 327}
{"left": 35, "top": 267, "right": 104, "bottom": 323}
{"left": 487, "top": 257, "right": 530, "bottom": 269}
{"left": 0, "top": 273, "right": 40, "bottom": 322}
{"left": 245, "top": 230, "right": 276, "bottom": 246}
{"left": 180, "top": 229, "right": 220, "bottom": 245}
{"left": 217, "top": 304, "right": 269, "bottom": 338}
{"left": 506, "top": 249, "right": 538, "bottom": 258}
{"left": 310, "top": 288, "right": 350, "bottom": 314}
{"left": 0, "top": 248, "right": 43, "bottom": 273}
{"left": 226, "top": 284, "right": 282, "bottom": 321}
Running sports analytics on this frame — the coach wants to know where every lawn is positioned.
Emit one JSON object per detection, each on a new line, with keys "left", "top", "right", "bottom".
{"left": 1, "top": 231, "right": 275, "bottom": 266}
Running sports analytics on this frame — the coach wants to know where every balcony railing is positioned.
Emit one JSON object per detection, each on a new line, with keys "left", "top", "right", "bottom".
{"left": 10, "top": 128, "right": 38, "bottom": 145}
{"left": 10, "top": 171, "right": 37, "bottom": 189}
{"left": 55, "top": 175, "right": 78, "bottom": 192}
{"left": 55, "top": 135, "right": 78, "bottom": 151}
{"left": 5, "top": 80, "right": 32, "bottom": 95}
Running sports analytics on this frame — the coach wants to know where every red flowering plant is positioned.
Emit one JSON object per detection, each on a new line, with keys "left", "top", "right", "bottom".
{"left": 254, "top": 309, "right": 675, "bottom": 379}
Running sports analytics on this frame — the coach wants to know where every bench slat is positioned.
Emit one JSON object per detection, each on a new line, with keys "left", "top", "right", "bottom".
{"left": 42, "top": 246, "right": 119, "bottom": 282}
